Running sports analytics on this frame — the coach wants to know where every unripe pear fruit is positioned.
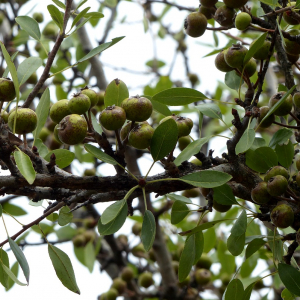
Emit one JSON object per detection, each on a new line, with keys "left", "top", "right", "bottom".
{"left": 104, "top": 288, "right": 118, "bottom": 300}
{"left": 0, "top": 78, "right": 16, "bottom": 101}
{"left": 200, "top": 0, "right": 217, "bottom": 7}
{"left": 160, "top": 115, "right": 193, "bottom": 137}
{"left": 199, "top": 5, "right": 216, "bottom": 20}
{"left": 271, "top": 204, "right": 294, "bottom": 228}
{"left": 251, "top": 181, "right": 272, "bottom": 204}
{"left": 224, "top": 0, "right": 248, "bottom": 8}
{"left": 200, "top": 187, "right": 210, "bottom": 197}
{"left": 96, "top": 91, "right": 105, "bottom": 106}
{"left": 215, "top": 5, "right": 235, "bottom": 27}
{"left": 182, "top": 188, "right": 201, "bottom": 198}
{"left": 195, "top": 254, "right": 213, "bottom": 270}
{"left": 252, "top": 40, "right": 272, "bottom": 60}
{"left": 213, "top": 201, "right": 232, "bottom": 212}
{"left": 68, "top": 92, "right": 91, "bottom": 115}
{"left": 45, "top": 118, "right": 56, "bottom": 132}
{"left": 296, "top": 171, "right": 300, "bottom": 187}
{"left": 178, "top": 136, "right": 191, "bottom": 151}
{"left": 293, "top": 92, "right": 300, "bottom": 108}
{"left": 178, "top": 275, "right": 190, "bottom": 287}
{"left": 235, "top": 12, "right": 251, "bottom": 30}
{"left": 184, "top": 12, "right": 207, "bottom": 38}
{"left": 191, "top": 158, "right": 202, "bottom": 166}
{"left": 83, "top": 230, "right": 96, "bottom": 243}
{"left": 221, "top": 274, "right": 231, "bottom": 285}
{"left": 128, "top": 123, "right": 154, "bottom": 149}
{"left": 237, "top": 58, "right": 257, "bottom": 77}
{"left": 224, "top": 44, "right": 248, "bottom": 69}
{"left": 81, "top": 87, "right": 98, "bottom": 107}
{"left": 52, "top": 76, "right": 64, "bottom": 85}
{"left": 50, "top": 99, "right": 71, "bottom": 123}
{"left": 188, "top": 73, "right": 199, "bottom": 86}
{"left": 284, "top": 30, "right": 300, "bottom": 55}
{"left": 267, "top": 175, "right": 288, "bottom": 196}
{"left": 85, "top": 217, "right": 97, "bottom": 229}
{"left": 111, "top": 278, "right": 126, "bottom": 295}
{"left": 296, "top": 158, "right": 300, "bottom": 171}
{"left": 257, "top": 106, "right": 275, "bottom": 128}
{"left": 33, "top": 12, "right": 44, "bottom": 23}
{"left": 72, "top": 234, "right": 86, "bottom": 247}
{"left": 84, "top": 168, "right": 96, "bottom": 176}
{"left": 121, "top": 95, "right": 153, "bottom": 122}
{"left": 116, "top": 234, "right": 128, "bottom": 247}
{"left": 100, "top": 105, "right": 126, "bottom": 131}
{"left": 121, "top": 267, "right": 134, "bottom": 283}
{"left": 283, "top": 2, "right": 299, "bottom": 25}
{"left": 132, "top": 222, "right": 142, "bottom": 236}
{"left": 264, "top": 166, "right": 289, "bottom": 182}
{"left": 215, "top": 50, "right": 234, "bottom": 72}
{"left": 42, "top": 23, "right": 57, "bottom": 38}
{"left": 132, "top": 244, "right": 146, "bottom": 258}
{"left": 287, "top": 52, "right": 299, "bottom": 64}
{"left": 120, "top": 121, "right": 133, "bottom": 141}
{"left": 268, "top": 91, "right": 293, "bottom": 116}
{"left": 26, "top": 72, "right": 37, "bottom": 84}
{"left": 57, "top": 114, "right": 87, "bottom": 145}
{"left": 0, "top": 109, "right": 8, "bottom": 123}
{"left": 38, "top": 127, "right": 50, "bottom": 142}
{"left": 138, "top": 272, "right": 154, "bottom": 288}
{"left": 48, "top": 135, "right": 62, "bottom": 150}
{"left": 8, "top": 108, "right": 37, "bottom": 134}
{"left": 195, "top": 269, "right": 212, "bottom": 285}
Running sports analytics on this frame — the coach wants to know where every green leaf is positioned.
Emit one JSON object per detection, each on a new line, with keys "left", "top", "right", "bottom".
{"left": 275, "top": 140, "right": 294, "bottom": 168}
{"left": 203, "top": 227, "right": 216, "bottom": 253}
{"left": 56, "top": 226, "right": 77, "bottom": 240}
{"left": 166, "top": 193, "right": 192, "bottom": 204}
{"left": 0, "top": 249, "right": 9, "bottom": 288}
{"left": 48, "top": 245, "right": 80, "bottom": 294}
{"left": 0, "top": 42, "right": 19, "bottom": 103}
{"left": 44, "top": 149, "right": 75, "bottom": 169}
{"left": 227, "top": 233, "right": 245, "bottom": 256}
{"left": 47, "top": 213, "right": 59, "bottom": 222}
{"left": 1, "top": 263, "right": 26, "bottom": 287}
{"left": 8, "top": 237, "right": 30, "bottom": 284}
{"left": 47, "top": 5, "right": 64, "bottom": 31}
{"left": 2, "top": 203, "right": 27, "bottom": 216}
{"left": 101, "top": 199, "right": 126, "bottom": 225}
{"left": 58, "top": 206, "right": 73, "bottom": 226}
{"left": 146, "top": 59, "right": 165, "bottom": 69}
{"left": 225, "top": 71, "right": 243, "bottom": 90}
{"left": 269, "top": 230, "right": 283, "bottom": 263}
{"left": 84, "top": 242, "right": 95, "bottom": 273}
{"left": 178, "top": 234, "right": 196, "bottom": 282}
{"left": 246, "top": 147, "right": 278, "bottom": 173}
{"left": 150, "top": 118, "right": 178, "bottom": 161}
{"left": 213, "top": 184, "right": 238, "bottom": 205}
{"left": 196, "top": 103, "right": 222, "bottom": 119}
{"left": 76, "top": 0, "right": 88, "bottom": 10}
{"left": 269, "top": 128, "right": 293, "bottom": 148}
{"left": 179, "top": 219, "right": 228, "bottom": 236}
{"left": 35, "top": 138, "right": 49, "bottom": 158}
{"left": 250, "top": 137, "right": 266, "bottom": 151}
{"left": 3, "top": 51, "right": 18, "bottom": 78}
{"left": 32, "top": 88, "right": 50, "bottom": 145}
{"left": 175, "top": 136, "right": 210, "bottom": 166}
{"left": 15, "top": 16, "right": 41, "bottom": 41}
{"left": 152, "top": 87, "right": 206, "bottom": 105}
{"left": 84, "top": 144, "right": 118, "bottom": 165}
{"left": 281, "top": 288, "right": 297, "bottom": 300}
{"left": 17, "top": 57, "right": 42, "bottom": 86}
{"left": 171, "top": 201, "right": 190, "bottom": 224}
{"left": 84, "top": 12, "right": 104, "bottom": 19}
{"left": 231, "top": 210, "right": 247, "bottom": 236}
{"left": 90, "top": 113, "right": 103, "bottom": 135}
{"left": 104, "top": 79, "right": 129, "bottom": 107}
{"left": 225, "top": 279, "right": 244, "bottom": 300}
{"left": 245, "top": 238, "right": 266, "bottom": 259}
{"left": 141, "top": 210, "right": 156, "bottom": 252}
{"left": 278, "top": 263, "right": 300, "bottom": 296}
{"left": 14, "top": 150, "right": 36, "bottom": 184}
{"left": 260, "top": 85, "right": 296, "bottom": 125}
{"left": 71, "top": 7, "right": 91, "bottom": 29}
{"left": 235, "top": 128, "right": 255, "bottom": 155}
{"left": 242, "top": 282, "right": 256, "bottom": 300}
{"left": 180, "top": 170, "right": 232, "bottom": 188}
{"left": 244, "top": 33, "right": 268, "bottom": 64}
{"left": 193, "top": 231, "right": 204, "bottom": 264}
{"left": 52, "top": 0, "right": 66, "bottom": 9}
{"left": 150, "top": 98, "right": 172, "bottom": 116}
{"left": 77, "top": 36, "right": 125, "bottom": 63}
{"left": 98, "top": 201, "right": 128, "bottom": 235}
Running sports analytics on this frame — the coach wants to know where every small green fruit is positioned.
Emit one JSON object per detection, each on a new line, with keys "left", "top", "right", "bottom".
{"left": 128, "top": 123, "right": 154, "bottom": 149}
{"left": 271, "top": 204, "right": 294, "bottom": 228}
{"left": 267, "top": 175, "right": 288, "bottom": 196}
{"left": 50, "top": 99, "right": 71, "bottom": 123}
{"left": 283, "top": 2, "right": 298, "bottom": 25}
{"left": 0, "top": 78, "right": 16, "bottom": 101}
{"left": 42, "top": 23, "right": 57, "bottom": 38}
{"left": 184, "top": 12, "right": 207, "bottom": 38}
{"left": 257, "top": 106, "right": 275, "bottom": 128}
{"left": 33, "top": 12, "right": 44, "bottom": 23}
{"left": 121, "top": 267, "right": 134, "bottom": 283}
{"left": 100, "top": 106, "right": 126, "bottom": 131}
{"left": 200, "top": 187, "right": 210, "bottom": 197}
{"left": 293, "top": 92, "right": 300, "bottom": 108}
{"left": 138, "top": 272, "right": 154, "bottom": 288}
{"left": 213, "top": 201, "right": 232, "bottom": 213}
{"left": 215, "top": 5, "right": 235, "bottom": 27}
{"left": 72, "top": 234, "right": 86, "bottom": 247}
{"left": 132, "top": 244, "right": 146, "bottom": 258}
{"left": 224, "top": 44, "right": 248, "bottom": 69}
{"left": 252, "top": 40, "right": 272, "bottom": 60}
{"left": 237, "top": 58, "right": 257, "bottom": 77}
{"left": 199, "top": 5, "right": 216, "bottom": 20}
{"left": 81, "top": 87, "right": 98, "bottom": 107}
{"left": 221, "top": 274, "right": 231, "bottom": 285}
{"left": 284, "top": 30, "right": 300, "bottom": 55}
{"left": 235, "top": 12, "right": 251, "bottom": 30}
{"left": 182, "top": 188, "right": 201, "bottom": 198}
{"left": 84, "top": 168, "right": 96, "bottom": 176}
{"left": 83, "top": 230, "right": 96, "bottom": 243}
{"left": 52, "top": 76, "right": 64, "bottom": 85}
{"left": 188, "top": 73, "right": 199, "bottom": 86}
{"left": 195, "top": 254, "right": 213, "bottom": 270}
{"left": 296, "top": 158, "right": 300, "bottom": 171}
{"left": 200, "top": 0, "right": 217, "bottom": 7}
{"left": 116, "top": 234, "right": 128, "bottom": 247}
{"left": 68, "top": 93, "right": 91, "bottom": 115}
{"left": 57, "top": 114, "right": 87, "bottom": 145}
{"left": 224, "top": 0, "right": 247, "bottom": 8}
{"left": 111, "top": 278, "right": 126, "bottom": 295}
{"left": 215, "top": 50, "right": 234, "bottom": 72}
{"left": 160, "top": 115, "right": 193, "bottom": 137}
{"left": 8, "top": 108, "right": 37, "bottom": 134}
{"left": 132, "top": 222, "right": 142, "bottom": 236}
{"left": 264, "top": 166, "right": 289, "bottom": 182}
{"left": 96, "top": 91, "right": 105, "bottom": 106}
{"left": 251, "top": 181, "right": 272, "bottom": 204}
{"left": 0, "top": 109, "right": 8, "bottom": 123}
{"left": 191, "top": 158, "right": 202, "bottom": 166}
{"left": 104, "top": 288, "right": 118, "bottom": 300}
{"left": 195, "top": 269, "right": 211, "bottom": 285}
{"left": 121, "top": 95, "right": 153, "bottom": 122}
{"left": 268, "top": 91, "right": 293, "bottom": 116}
{"left": 178, "top": 136, "right": 191, "bottom": 151}
{"left": 26, "top": 72, "right": 38, "bottom": 84}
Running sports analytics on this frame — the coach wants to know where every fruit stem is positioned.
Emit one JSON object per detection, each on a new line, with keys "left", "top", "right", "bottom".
{"left": 87, "top": 109, "right": 94, "bottom": 131}
{"left": 23, "top": 134, "right": 27, "bottom": 148}
{"left": 115, "top": 130, "right": 123, "bottom": 149}
{"left": 122, "top": 121, "right": 135, "bottom": 146}
{"left": 83, "top": 113, "right": 93, "bottom": 133}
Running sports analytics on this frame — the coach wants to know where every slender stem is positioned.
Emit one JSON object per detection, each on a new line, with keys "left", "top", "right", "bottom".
{"left": 142, "top": 188, "right": 147, "bottom": 211}
{"left": 144, "top": 161, "right": 155, "bottom": 180}
{"left": 3, "top": 210, "right": 24, "bottom": 226}
{"left": 272, "top": 121, "right": 300, "bottom": 129}
{"left": 1, "top": 216, "right": 8, "bottom": 236}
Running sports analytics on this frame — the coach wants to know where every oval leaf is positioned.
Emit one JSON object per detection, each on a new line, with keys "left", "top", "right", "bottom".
{"left": 269, "top": 128, "right": 293, "bottom": 148}
{"left": 278, "top": 263, "right": 300, "bottom": 296}
{"left": 44, "top": 149, "right": 75, "bottom": 169}
{"left": 244, "top": 32, "right": 267, "bottom": 64}
{"left": 171, "top": 201, "right": 190, "bottom": 224}
{"left": 0, "top": 249, "right": 9, "bottom": 288}
{"left": 58, "top": 206, "right": 73, "bottom": 226}
{"left": 84, "top": 144, "right": 118, "bottom": 165}
{"left": 227, "top": 233, "right": 245, "bottom": 256}
{"left": 104, "top": 79, "right": 129, "bottom": 107}
{"left": 235, "top": 128, "right": 255, "bottom": 155}
{"left": 196, "top": 103, "right": 222, "bottom": 120}
{"left": 48, "top": 245, "right": 80, "bottom": 294}
{"left": 180, "top": 170, "right": 232, "bottom": 188}
{"left": 166, "top": 193, "right": 192, "bottom": 204}
{"left": 225, "top": 279, "right": 245, "bottom": 300}
{"left": 151, "top": 118, "right": 178, "bottom": 161}
{"left": 15, "top": 16, "right": 41, "bottom": 41}
{"left": 275, "top": 140, "right": 294, "bottom": 168}
{"left": 231, "top": 210, "right": 247, "bottom": 236}
{"left": 1, "top": 263, "right": 26, "bottom": 287}
{"left": 245, "top": 238, "right": 266, "bottom": 259}
{"left": 14, "top": 150, "right": 36, "bottom": 185}
{"left": 141, "top": 210, "right": 156, "bottom": 252}
{"left": 101, "top": 199, "right": 126, "bottom": 225}
{"left": 47, "top": 5, "right": 64, "bottom": 31}
{"left": 225, "top": 71, "right": 243, "bottom": 90}
{"left": 17, "top": 57, "right": 42, "bottom": 86}
{"left": 213, "top": 184, "right": 238, "bottom": 205}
